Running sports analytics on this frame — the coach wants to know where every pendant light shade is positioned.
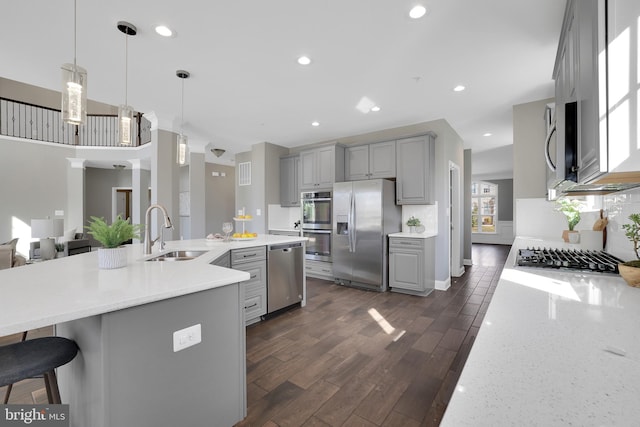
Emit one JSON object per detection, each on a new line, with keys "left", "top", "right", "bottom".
{"left": 61, "top": 0, "right": 87, "bottom": 125}
{"left": 117, "top": 21, "right": 137, "bottom": 146}
{"left": 176, "top": 70, "right": 190, "bottom": 165}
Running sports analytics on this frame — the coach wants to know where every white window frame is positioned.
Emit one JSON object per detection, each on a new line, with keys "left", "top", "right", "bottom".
{"left": 471, "top": 181, "right": 498, "bottom": 234}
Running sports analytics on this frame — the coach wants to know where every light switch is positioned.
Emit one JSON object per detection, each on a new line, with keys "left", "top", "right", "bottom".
{"left": 173, "top": 324, "right": 201, "bottom": 352}
{"left": 256, "top": 209, "right": 262, "bottom": 216}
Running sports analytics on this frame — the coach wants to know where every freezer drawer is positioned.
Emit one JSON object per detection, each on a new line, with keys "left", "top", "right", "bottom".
{"left": 267, "top": 243, "right": 304, "bottom": 313}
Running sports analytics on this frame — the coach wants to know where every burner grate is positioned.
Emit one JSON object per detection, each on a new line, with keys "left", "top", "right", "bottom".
{"left": 516, "top": 247, "right": 624, "bottom": 274}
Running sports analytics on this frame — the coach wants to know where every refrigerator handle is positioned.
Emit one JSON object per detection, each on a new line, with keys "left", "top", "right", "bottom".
{"left": 348, "top": 193, "right": 354, "bottom": 253}
{"left": 351, "top": 192, "right": 356, "bottom": 252}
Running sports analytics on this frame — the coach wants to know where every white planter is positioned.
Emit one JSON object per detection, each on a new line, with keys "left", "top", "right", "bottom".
{"left": 98, "top": 247, "right": 128, "bottom": 269}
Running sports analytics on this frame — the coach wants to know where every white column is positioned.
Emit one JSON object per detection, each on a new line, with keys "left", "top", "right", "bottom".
{"left": 189, "top": 150, "right": 206, "bottom": 239}
{"left": 129, "top": 159, "right": 149, "bottom": 243}
{"left": 66, "top": 158, "right": 86, "bottom": 232}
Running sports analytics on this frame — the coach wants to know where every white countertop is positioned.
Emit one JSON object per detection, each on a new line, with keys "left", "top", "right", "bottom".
{"left": 441, "top": 237, "right": 640, "bottom": 426}
{"left": 388, "top": 232, "right": 437, "bottom": 239}
{"left": 0, "top": 235, "right": 306, "bottom": 337}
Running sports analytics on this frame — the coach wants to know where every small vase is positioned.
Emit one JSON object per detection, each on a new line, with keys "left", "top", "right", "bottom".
{"left": 409, "top": 226, "right": 416, "bottom": 233}
{"left": 562, "top": 230, "right": 579, "bottom": 243}
{"left": 98, "top": 247, "right": 127, "bottom": 269}
{"left": 619, "top": 262, "right": 640, "bottom": 287}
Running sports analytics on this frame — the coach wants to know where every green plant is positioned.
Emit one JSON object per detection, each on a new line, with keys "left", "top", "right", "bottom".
{"left": 622, "top": 213, "right": 640, "bottom": 262}
{"left": 86, "top": 215, "right": 142, "bottom": 248}
{"left": 555, "top": 198, "right": 582, "bottom": 231}
{"left": 55, "top": 243, "right": 64, "bottom": 252}
{"left": 406, "top": 216, "right": 421, "bottom": 227}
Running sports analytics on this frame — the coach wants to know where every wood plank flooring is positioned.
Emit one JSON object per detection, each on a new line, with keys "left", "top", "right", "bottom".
{"left": 0, "top": 244, "right": 511, "bottom": 426}
{"left": 238, "top": 243, "right": 510, "bottom": 427}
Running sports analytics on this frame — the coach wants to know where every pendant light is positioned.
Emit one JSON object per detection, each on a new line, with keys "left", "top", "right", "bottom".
{"left": 176, "top": 70, "right": 190, "bottom": 165}
{"left": 61, "top": 0, "right": 87, "bottom": 125}
{"left": 117, "top": 21, "right": 137, "bottom": 146}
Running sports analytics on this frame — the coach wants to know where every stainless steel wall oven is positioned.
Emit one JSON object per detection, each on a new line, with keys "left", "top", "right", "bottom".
{"left": 301, "top": 190, "right": 332, "bottom": 261}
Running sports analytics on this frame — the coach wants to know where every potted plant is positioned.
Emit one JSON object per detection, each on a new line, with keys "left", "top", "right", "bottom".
{"left": 86, "top": 215, "right": 142, "bottom": 269}
{"left": 619, "top": 213, "right": 640, "bottom": 287}
{"left": 55, "top": 243, "right": 65, "bottom": 258}
{"left": 556, "top": 198, "right": 582, "bottom": 243}
{"left": 406, "top": 216, "right": 421, "bottom": 233}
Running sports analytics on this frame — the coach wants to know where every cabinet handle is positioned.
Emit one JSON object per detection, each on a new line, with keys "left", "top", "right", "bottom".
{"left": 250, "top": 274, "right": 257, "bottom": 279}
{"left": 243, "top": 253, "right": 257, "bottom": 258}
{"left": 322, "top": 269, "right": 331, "bottom": 273}
{"left": 245, "top": 302, "right": 258, "bottom": 309}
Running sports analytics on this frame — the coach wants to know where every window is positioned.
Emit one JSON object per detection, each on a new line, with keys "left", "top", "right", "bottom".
{"left": 471, "top": 181, "right": 497, "bottom": 233}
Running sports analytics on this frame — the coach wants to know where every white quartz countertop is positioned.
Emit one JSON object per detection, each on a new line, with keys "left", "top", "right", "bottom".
{"left": 388, "top": 232, "right": 437, "bottom": 239}
{"left": 441, "top": 237, "right": 640, "bottom": 426}
{"left": 0, "top": 235, "right": 306, "bottom": 337}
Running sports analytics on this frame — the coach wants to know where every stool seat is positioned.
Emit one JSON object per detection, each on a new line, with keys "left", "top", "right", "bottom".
{"left": 0, "top": 337, "right": 78, "bottom": 388}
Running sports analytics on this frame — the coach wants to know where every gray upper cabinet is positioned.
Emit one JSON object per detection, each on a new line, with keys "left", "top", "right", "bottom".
{"left": 280, "top": 154, "right": 300, "bottom": 207}
{"left": 300, "top": 145, "right": 345, "bottom": 190}
{"left": 345, "top": 140, "right": 396, "bottom": 181}
{"left": 395, "top": 133, "right": 435, "bottom": 205}
{"left": 553, "top": 0, "right": 608, "bottom": 184}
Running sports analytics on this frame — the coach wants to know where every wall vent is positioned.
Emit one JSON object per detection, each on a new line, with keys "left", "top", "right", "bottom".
{"left": 238, "top": 161, "right": 251, "bottom": 186}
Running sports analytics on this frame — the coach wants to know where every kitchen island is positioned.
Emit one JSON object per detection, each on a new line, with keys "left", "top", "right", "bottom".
{"left": 0, "top": 235, "right": 306, "bottom": 427}
{"left": 441, "top": 237, "right": 640, "bottom": 426}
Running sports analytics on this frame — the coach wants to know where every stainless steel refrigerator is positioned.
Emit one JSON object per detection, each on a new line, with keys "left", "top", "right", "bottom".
{"left": 333, "top": 179, "right": 401, "bottom": 291}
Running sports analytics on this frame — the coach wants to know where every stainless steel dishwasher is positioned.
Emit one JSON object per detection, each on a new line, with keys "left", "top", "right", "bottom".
{"left": 267, "top": 242, "right": 303, "bottom": 313}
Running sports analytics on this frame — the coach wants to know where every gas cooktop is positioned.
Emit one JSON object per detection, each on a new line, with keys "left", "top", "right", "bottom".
{"left": 516, "top": 247, "right": 625, "bottom": 274}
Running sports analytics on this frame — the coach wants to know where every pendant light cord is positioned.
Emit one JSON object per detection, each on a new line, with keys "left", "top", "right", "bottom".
{"left": 73, "top": 0, "right": 77, "bottom": 68}
{"left": 124, "top": 31, "right": 128, "bottom": 106}
{"left": 180, "top": 78, "right": 185, "bottom": 135}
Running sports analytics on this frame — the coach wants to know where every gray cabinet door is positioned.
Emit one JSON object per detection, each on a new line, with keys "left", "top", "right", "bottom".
{"left": 389, "top": 248, "right": 423, "bottom": 292}
{"left": 300, "top": 150, "right": 317, "bottom": 189}
{"left": 280, "top": 155, "right": 300, "bottom": 207}
{"left": 317, "top": 146, "right": 336, "bottom": 187}
{"left": 369, "top": 140, "right": 396, "bottom": 179}
{"left": 345, "top": 145, "right": 370, "bottom": 180}
{"left": 396, "top": 134, "right": 435, "bottom": 204}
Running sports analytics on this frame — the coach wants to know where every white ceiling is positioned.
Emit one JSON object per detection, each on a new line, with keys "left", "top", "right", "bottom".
{"left": 1, "top": 0, "right": 564, "bottom": 173}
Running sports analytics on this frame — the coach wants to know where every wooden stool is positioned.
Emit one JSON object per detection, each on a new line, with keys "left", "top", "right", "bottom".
{"left": 0, "top": 336, "right": 78, "bottom": 404}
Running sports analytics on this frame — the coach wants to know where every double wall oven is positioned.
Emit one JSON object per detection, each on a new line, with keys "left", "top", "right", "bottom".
{"left": 301, "top": 190, "right": 332, "bottom": 262}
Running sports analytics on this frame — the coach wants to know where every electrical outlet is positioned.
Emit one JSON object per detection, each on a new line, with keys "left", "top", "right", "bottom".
{"left": 256, "top": 209, "right": 262, "bottom": 216}
{"left": 173, "top": 324, "right": 201, "bottom": 352}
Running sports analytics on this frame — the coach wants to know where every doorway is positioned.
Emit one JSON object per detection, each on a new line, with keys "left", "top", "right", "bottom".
{"left": 449, "top": 162, "right": 464, "bottom": 277}
{"left": 113, "top": 188, "right": 132, "bottom": 221}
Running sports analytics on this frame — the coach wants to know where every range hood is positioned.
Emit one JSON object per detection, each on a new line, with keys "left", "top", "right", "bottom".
{"left": 548, "top": 172, "right": 640, "bottom": 200}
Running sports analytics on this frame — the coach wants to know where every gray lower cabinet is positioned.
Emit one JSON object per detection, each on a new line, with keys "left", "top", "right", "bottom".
{"left": 345, "top": 140, "right": 396, "bottom": 180}
{"left": 305, "top": 259, "right": 333, "bottom": 280}
{"left": 280, "top": 154, "right": 301, "bottom": 207}
{"left": 389, "top": 237, "right": 435, "bottom": 296}
{"left": 57, "top": 284, "right": 246, "bottom": 427}
{"left": 395, "top": 133, "right": 436, "bottom": 204}
{"left": 211, "top": 252, "right": 231, "bottom": 268}
{"left": 232, "top": 247, "right": 267, "bottom": 324}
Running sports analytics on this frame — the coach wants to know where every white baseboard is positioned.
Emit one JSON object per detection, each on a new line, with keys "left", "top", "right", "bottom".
{"left": 451, "top": 266, "right": 465, "bottom": 277}
{"left": 463, "top": 258, "right": 472, "bottom": 266}
{"left": 436, "top": 277, "right": 451, "bottom": 291}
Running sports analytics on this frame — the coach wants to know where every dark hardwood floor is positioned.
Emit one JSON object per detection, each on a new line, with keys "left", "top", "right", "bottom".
{"left": 1, "top": 244, "right": 511, "bottom": 426}
{"left": 237, "top": 243, "right": 510, "bottom": 427}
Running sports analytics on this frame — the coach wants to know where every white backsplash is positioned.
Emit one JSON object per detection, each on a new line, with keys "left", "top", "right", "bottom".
{"left": 401, "top": 204, "right": 438, "bottom": 234}
{"left": 267, "top": 204, "right": 301, "bottom": 230}
{"left": 515, "top": 186, "right": 640, "bottom": 262}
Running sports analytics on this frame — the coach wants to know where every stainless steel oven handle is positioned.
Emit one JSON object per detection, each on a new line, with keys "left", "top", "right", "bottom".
{"left": 303, "top": 229, "right": 331, "bottom": 234}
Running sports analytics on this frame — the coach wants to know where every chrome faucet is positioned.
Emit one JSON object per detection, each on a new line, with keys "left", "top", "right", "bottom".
{"left": 144, "top": 204, "right": 173, "bottom": 255}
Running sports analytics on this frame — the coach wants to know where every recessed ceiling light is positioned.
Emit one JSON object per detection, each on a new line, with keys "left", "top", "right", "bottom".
{"left": 371, "top": 106, "right": 381, "bottom": 112}
{"left": 311, "top": 121, "right": 320, "bottom": 127}
{"left": 453, "top": 85, "right": 466, "bottom": 92}
{"left": 409, "top": 5, "right": 427, "bottom": 19}
{"left": 155, "top": 25, "right": 173, "bottom": 37}
{"left": 297, "top": 56, "right": 312, "bottom": 65}
{"left": 483, "top": 133, "right": 492, "bottom": 137}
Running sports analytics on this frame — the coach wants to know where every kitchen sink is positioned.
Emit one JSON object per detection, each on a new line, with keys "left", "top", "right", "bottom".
{"left": 146, "top": 250, "right": 207, "bottom": 261}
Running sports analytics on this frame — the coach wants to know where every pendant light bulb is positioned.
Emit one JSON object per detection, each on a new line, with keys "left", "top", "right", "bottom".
{"left": 117, "top": 21, "right": 137, "bottom": 146}
{"left": 176, "top": 70, "right": 190, "bottom": 165}
{"left": 62, "top": 0, "right": 87, "bottom": 125}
